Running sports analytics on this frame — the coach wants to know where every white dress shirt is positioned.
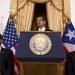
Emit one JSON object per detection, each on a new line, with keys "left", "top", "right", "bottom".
{"left": 38, "top": 27, "right": 45, "bottom": 32}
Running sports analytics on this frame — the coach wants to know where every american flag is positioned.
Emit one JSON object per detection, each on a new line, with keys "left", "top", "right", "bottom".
{"left": 2, "top": 16, "right": 20, "bottom": 75}
{"left": 3, "top": 17, "right": 18, "bottom": 49}
{"left": 62, "top": 21, "right": 75, "bottom": 53}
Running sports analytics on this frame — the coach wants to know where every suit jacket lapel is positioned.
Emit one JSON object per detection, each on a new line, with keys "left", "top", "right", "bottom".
{"left": 1, "top": 48, "right": 5, "bottom": 56}
{"left": 1, "top": 48, "right": 5, "bottom": 70}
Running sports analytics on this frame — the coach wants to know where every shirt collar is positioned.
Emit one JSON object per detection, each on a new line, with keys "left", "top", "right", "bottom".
{"left": 38, "top": 27, "right": 45, "bottom": 31}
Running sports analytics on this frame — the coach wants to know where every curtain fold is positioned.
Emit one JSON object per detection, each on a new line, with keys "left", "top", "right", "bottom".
{"left": 17, "top": 1, "right": 34, "bottom": 35}
{"left": 63, "top": 0, "right": 71, "bottom": 29}
{"left": 46, "top": 0, "right": 63, "bottom": 33}
{"left": 10, "top": 0, "right": 70, "bottom": 35}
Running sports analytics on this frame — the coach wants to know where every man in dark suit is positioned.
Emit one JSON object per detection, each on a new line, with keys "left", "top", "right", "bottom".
{"left": 65, "top": 52, "right": 75, "bottom": 75}
{"left": 36, "top": 16, "right": 53, "bottom": 31}
{"left": 0, "top": 34, "right": 14, "bottom": 75}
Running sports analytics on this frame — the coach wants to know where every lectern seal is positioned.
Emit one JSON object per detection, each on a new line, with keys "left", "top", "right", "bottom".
{"left": 29, "top": 33, "right": 52, "bottom": 55}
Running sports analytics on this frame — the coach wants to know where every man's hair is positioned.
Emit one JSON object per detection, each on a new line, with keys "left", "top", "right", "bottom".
{"left": 36, "top": 15, "right": 46, "bottom": 21}
{"left": 0, "top": 34, "right": 3, "bottom": 40}
{"left": 35, "top": 15, "right": 49, "bottom": 29}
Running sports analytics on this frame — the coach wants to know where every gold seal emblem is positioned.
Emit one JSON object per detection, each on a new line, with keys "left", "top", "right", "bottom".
{"left": 29, "top": 33, "right": 52, "bottom": 55}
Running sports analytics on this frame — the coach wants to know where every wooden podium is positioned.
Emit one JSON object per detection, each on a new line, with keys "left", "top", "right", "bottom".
{"left": 16, "top": 32, "right": 66, "bottom": 75}
{"left": 19, "top": 61, "right": 65, "bottom": 75}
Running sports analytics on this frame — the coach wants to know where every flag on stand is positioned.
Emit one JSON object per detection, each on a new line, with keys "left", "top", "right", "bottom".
{"left": 62, "top": 21, "right": 75, "bottom": 53}
{"left": 2, "top": 16, "right": 20, "bottom": 75}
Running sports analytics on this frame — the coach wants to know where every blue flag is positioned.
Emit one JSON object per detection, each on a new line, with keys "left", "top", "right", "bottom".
{"left": 2, "top": 16, "right": 20, "bottom": 75}
{"left": 3, "top": 16, "right": 18, "bottom": 49}
{"left": 62, "top": 21, "right": 75, "bottom": 52}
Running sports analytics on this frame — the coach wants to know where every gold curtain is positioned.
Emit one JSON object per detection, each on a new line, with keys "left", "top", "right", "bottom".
{"left": 17, "top": 1, "right": 34, "bottom": 35}
{"left": 63, "top": 0, "right": 71, "bottom": 28}
{"left": 30, "top": 0, "right": 49, "bottom": 3}
{"left": 64, "top": 0, "right": 70, "bottom": 19}
{"left": 10, "top": 0, "right": 70, "bottom": 35}
{"left": 10, "top": 0, "right": 18, "bottom": 16}
{"left": 46, "top": 0, "right": 63, "bottom": 33}
{"left": 10, "top": 0, "right": 35, "bottom": 35}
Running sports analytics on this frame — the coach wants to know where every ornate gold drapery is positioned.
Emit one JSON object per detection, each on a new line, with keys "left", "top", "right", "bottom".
{"left": 17, "top": 1, "right": 34, "bottom": 35}
{"left": 63, "top": 0, "right": 71, "bottom": 28}
{"left": 30, "top": 0, "right": 49, "bottom": 3}
{"left": 46, "top": 0, "right": 63, "bottom": 33}
{"left": 10, "top": 0, "right": 70, "bottom": 35}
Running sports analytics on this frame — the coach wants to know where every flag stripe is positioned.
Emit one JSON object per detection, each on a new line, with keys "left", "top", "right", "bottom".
{"left": 3, "top": 16, "right": 20, "bottom": 75}
{"left": 62, "top": 21, "right": 75, "bottom": 53}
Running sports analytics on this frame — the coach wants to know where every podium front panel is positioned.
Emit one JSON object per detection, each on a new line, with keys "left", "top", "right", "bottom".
{"left": 16, "top": 32, "right": 66, "bottom": 62}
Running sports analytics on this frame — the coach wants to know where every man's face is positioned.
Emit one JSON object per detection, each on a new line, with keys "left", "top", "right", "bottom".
{"left": 36, "top": 17, "right": 46, "bottom": 28}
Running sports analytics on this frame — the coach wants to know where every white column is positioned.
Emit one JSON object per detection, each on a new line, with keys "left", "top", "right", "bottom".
{"left": 0, "top": 0, "right": 10, "bottom": 35}
{"left": 70, "top": 0, "right": 75, "bottom": 28}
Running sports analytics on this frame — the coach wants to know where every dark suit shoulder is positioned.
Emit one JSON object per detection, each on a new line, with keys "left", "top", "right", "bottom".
{"left": 1, "top": 47, "right": 13, "bottom": 55}
{"left": 45, "top": 28, "right": 53, "bottom": 31}
{"left": 49, "top": 29, "right": 53, "bottom": 31}
{"left": 66, "top": 51, "right": 75, "bottom": 58}
{"left": 69, "top": 51, "right": 75, "bottom": 55}
{"left": 70, "top": 51, "right": 75, "bottom": 58}
{"left": 70, "top": 51, "right": 75, "bottom": 54}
